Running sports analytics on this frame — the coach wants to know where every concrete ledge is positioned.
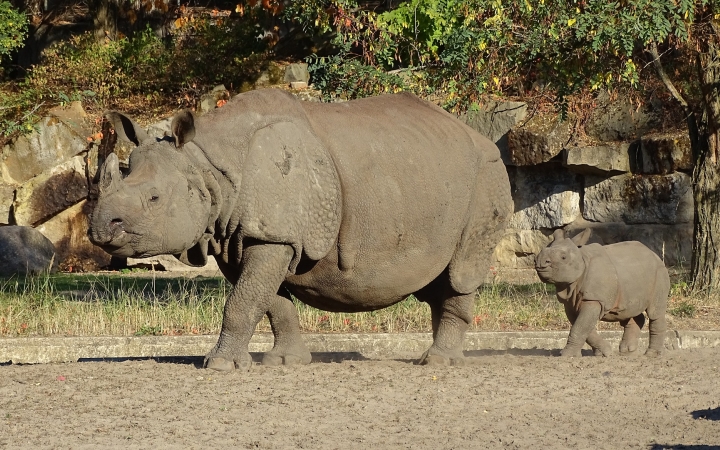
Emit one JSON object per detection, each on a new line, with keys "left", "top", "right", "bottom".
{"left": 0, "top": 330, "right": 717, "bottom": 364}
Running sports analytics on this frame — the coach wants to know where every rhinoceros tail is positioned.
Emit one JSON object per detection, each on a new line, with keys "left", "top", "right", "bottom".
{"left": 448, "top": 156, "right": 512, "bottom": 295}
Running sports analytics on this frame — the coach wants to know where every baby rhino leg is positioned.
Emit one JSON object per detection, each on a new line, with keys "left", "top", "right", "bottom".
{"left": 619, "top": 314, "right": 645, "bottom": 355}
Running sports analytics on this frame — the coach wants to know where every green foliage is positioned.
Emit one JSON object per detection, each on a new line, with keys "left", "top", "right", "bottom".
{"left": 670, "top": 300, "right": 697, "bottom": 318}
{"left": 301, "top": 0, "right": 713, "bottom": 112}
{"left": 1, "top": 13, "right": 274, "bottom": 143}
{"left": 0, "top": 1, "right": 27, "bottom": 62}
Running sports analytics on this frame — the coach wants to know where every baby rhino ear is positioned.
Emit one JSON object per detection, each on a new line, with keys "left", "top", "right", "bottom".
{"left": 170, "top": 110, "right": 196, "bottom": 148}
{"left": 571, "top": 228, "right": 592, "bottom": 246}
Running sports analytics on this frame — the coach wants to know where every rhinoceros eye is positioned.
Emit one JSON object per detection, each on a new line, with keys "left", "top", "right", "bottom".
{"left": 150, "top": 195, "right": 159, "bottom": 202}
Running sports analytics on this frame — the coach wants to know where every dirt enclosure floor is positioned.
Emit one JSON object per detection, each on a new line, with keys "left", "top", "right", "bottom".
{"left": 1, "top": 348, "right": 720, "bottom": 449}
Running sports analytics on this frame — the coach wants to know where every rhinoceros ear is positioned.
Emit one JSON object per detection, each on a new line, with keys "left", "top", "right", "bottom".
{"left": 105, "top": 111, "right": 150, "bottom": 146}
{"left": 170, "top": 110, "right": 196, "bottom": 148}
{"left": 571, "top": 228, "right": 592, "bottom": 246}
{"left": 98, "top": 153, "right": 123, "bottom": 194}
{"left": 552, "top": 229, "right": 565, "bottom": 242}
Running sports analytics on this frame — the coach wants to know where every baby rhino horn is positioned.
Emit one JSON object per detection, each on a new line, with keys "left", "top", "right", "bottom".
{"left": 98, "top": 153, "right": 123, "bottom": 194}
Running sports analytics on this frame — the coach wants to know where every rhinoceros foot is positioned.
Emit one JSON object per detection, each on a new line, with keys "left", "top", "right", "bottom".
{"left": 418, "top": 349, "right": 466, "bottom": 366}
{"left": 204, "top": 352, "right": 252, "bottom": 371}
{"left": 262, "top": 345, "right": 312, "bottom": 366}
{"left": 560, "top": 347, "right": 583, "bottom": 357}
{"left": 619, "top": 342, "right": 639, "bottom": 356}
{"left": 644, "top": 348, "right": 664, "bottom": 358}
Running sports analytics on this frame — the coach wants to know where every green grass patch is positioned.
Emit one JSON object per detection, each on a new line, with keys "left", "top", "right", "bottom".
{"left": 9, "top": 274, "right": 719, "bottom": 337}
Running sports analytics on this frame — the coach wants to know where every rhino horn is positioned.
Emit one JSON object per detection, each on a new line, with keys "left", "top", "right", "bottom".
{"left": 551, "top": 229, "right": 565, "bottom": 244}
{"left": 98, "top": 153, "right": 123, "bottom": 194}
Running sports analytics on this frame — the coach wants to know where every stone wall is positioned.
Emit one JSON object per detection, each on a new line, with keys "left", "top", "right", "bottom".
{"left": 462, "top": 97, "right": 693, "bottom": 273}
{"left": 0, "top": 82, "right": 693, "bottom": 274}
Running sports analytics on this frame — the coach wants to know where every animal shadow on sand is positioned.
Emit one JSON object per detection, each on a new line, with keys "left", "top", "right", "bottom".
{"left": 76, "top": 348, "right": 601, "bottom": 368}
{"left": 649, "top": 445, "right": 720, "bottom": 450}
{"left": 691, "top": 407, "right": 720, "bottom": 421}
{"left": 78, "top": 352, "right": 369, "bottom": 368}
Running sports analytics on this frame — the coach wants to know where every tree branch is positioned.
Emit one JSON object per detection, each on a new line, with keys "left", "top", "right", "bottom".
{"left": 647, "top": 41, "right": 690, "bottom": 113}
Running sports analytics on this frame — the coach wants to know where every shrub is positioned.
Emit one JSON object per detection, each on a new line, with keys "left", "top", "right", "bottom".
{"left": 0, "top": 1, "right": 27, "bottom": 63}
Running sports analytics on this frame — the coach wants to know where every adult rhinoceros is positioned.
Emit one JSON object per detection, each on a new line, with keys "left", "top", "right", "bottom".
{"left": 89, "top": 89, "right": 511, "bottom": 370}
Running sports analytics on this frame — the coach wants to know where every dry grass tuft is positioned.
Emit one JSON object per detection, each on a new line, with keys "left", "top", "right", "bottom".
{"left": 0, "top": 274, "right": 718, "bottom": 337}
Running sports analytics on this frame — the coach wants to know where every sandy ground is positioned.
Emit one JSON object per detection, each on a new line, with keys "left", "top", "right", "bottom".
{"left": 1, "top": 348, "right": 719, "bottom": 450}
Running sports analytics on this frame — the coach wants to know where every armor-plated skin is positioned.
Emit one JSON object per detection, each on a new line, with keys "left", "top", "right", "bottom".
{"left": 89, "top": 89, "right": 512, "bottom": 370}
{"left": 535, "top": 229, "right": 670, "bottom": 357}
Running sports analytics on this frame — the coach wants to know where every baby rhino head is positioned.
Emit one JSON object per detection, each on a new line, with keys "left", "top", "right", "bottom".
{"left": 535, "top": 229, "right": 591, "bottom": 285}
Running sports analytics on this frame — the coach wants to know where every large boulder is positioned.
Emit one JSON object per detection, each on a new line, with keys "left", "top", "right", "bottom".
{"left": 505, "top": 111, "right": 573, "bottom": 166}
{"left": 13, "top": 156, "right": 88, "bottom": 226}
{"left": 584, "top": 91, "right": 662, "bottom": 141}
{"left": 0, "top": 102, "right": 90, "bottom": 184}
{"left": 461, "top": 101, "right": 528, "bottom": 164}
{"left": 508, "top": 164, "right": 582, "bottom": 229}
{"left": 635, "top": 133, "right": 693, "bottom": 175}
{"left": 583, "top": 172, "right": 693, "bottom": 224}
{"left": 0, "top": 181, "right": 15, "bottom": 224}
{"left": 566, "top": 220, "right": 692, "bottom": 267}
{"left": 0, "top": 225, "right": 59, "bottom": 276}
{"left": 35, "top": 200, "right": 111, "bottom": 272}
{"left": 563, "top": 144, "right": 631, "bottom": 175}
{"left": 492, "top": 229, "right": 553, "bottom": 269}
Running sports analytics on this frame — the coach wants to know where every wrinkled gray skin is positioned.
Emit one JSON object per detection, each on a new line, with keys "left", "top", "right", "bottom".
{"left": 89, "top": 89, "right": 512, "bottom": 370}
{"left": 535, "top": 229, "right": 670, "bottom": 357}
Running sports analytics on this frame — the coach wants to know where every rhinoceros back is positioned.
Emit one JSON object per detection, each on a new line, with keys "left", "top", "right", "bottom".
{"left": 581, "top": 241, "right": 669, "bottom": 319}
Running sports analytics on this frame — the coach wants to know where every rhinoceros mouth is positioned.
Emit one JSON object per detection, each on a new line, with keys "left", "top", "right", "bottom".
{"left": 534, "top": 268, "right": 553, "bottom": 282}
{"left": 90, "top": 228, "right": 138, "bottom": 255}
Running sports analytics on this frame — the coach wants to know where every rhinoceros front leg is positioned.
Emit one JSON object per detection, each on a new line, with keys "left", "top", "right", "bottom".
{"left": 563, "top": 302, "right": 611, "bottom": 357}
{"left": 205, "top": 243, "right": 301, "bottom": 371}
{"left": 561, "top": 301, "right": 603, "bottom": 357}
{"left": 417, "top": 291, "right": 473, "bottom": 366}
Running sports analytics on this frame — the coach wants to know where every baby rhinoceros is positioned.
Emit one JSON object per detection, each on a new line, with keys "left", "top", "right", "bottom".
{"left": 535, "top": 229, "right": 670, "bottom": 357}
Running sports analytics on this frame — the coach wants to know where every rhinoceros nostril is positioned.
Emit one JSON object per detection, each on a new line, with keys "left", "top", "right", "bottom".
{"left": 110, "top": 218, "right": 124, "bottom": 228}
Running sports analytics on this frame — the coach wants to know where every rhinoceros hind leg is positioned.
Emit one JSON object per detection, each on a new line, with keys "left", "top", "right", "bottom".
{"left": 415, "top": 278, "right": 472, "bottom": 366}
{"left": 262, "top": 293, "right": 312, "bottom": 366}
{"left": 619, "top": 314, "right": 645, "bottom": 355}
{"left": 586, "top": 330, "right": 612, "bottom": 357}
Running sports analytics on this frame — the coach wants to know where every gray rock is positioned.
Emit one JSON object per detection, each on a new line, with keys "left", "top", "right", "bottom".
{"left": 508, "top": 164, "right": 582, "bottom": 229}
{"left": 290, "top": 81, "right": 308, "bottom": 90}
{"left": 585, "top": 91, "right": 662, "bottom": 142}
{"left": 506, "top": 111, "right": 573, "bottom": 166}
{"left": 0, "top": 182, "right": 15, "bottom": 224}
{"left": 461, "top": 101, "right": 528, "bottom": 144}
{"left": 36, "top": 200, "right": 111, "bottom": 272}
{"left": 583, "top": 172, "right": 693, "bottom": 224}
{"left": 492, "top": 228, "right": 553, "bottom": 269}
{"left": 14, "top": 156, "right": 88, "bottom": 226}
{"left": 198, "top": 85, "right": 230, "bottom": 114}
{"left": 284, "top": 63, "right": 310, "bottom": 84}
{"left": 563, "top": 144, "right": 631, "bottom": 175}
{"left": 636, "top": 133, "right": 693, "bottom": 174}
{"left": 127, "top": 254, "right": 221, "bottom": 274}
{"left": 566, "top": 220, "right": 692, "bottom": 267}
{"left": 0, "top": 225, "right": 59, "bottom": 276}
{"left": 0, "top": 102, "right": 90, "bottom": 184}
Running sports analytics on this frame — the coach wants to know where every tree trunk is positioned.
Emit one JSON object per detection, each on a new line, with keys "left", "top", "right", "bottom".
{"left": 691, "top": 45, "right": 720, "bottom": 291}
{"left": 90, "top": 0, "right": 118, "bottom": 41}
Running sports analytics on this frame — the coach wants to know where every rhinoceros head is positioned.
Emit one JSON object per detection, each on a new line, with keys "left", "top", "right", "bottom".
{"left": 534, "top": 229, "right": 591, "bottom": 285}
{"left": 89, "top": 111, "right": 212, "bottom": 258}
